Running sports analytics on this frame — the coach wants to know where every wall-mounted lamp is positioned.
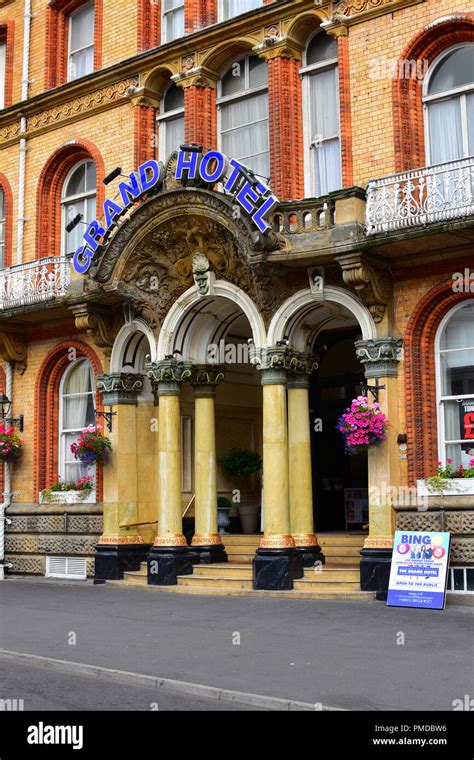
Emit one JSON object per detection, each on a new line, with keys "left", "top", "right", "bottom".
{"left": 0, "top": 395, "right": 24, "bottom": 432}
{"left": 179, "top": 144, "right": 203, "bottom": 154}
{"left": 65, "top": 213, "right": 83, "bottom": 233}
{"left": 103, "top": 167, "right": 128, "bottom": 185}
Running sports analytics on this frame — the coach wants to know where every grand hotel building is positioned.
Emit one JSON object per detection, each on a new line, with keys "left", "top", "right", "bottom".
{"left": 0, "top": 0, "right": 473, "bottom": 599}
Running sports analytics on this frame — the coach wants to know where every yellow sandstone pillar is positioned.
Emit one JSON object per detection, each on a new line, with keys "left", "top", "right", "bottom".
{"left": 252, "top": 347, "right": 303, "bottom": 590}
{"left": 146, "top": 360, "right": 194, "bottom": 585}
{"left": 355, "top": 338, "right": 402, "bottom": 597}
{"left": 191, "top": 366, "right": 227, "bottom": 563}
{"left": 287, "top": 370, "right": 324, "bottom": 566}
{"left": 94, "top": 373, "right": 148, "bottom": 582}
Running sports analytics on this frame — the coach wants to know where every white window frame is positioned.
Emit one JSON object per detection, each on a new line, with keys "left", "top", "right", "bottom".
{"left": 217, "top": 54, "right": 269, "bottom": 180}
{"left": 300, "top": 32, "right": 341, "bottom": 198}
{"left": 61, "top": 159, "right": 96, "bottom": 256}
{"left": 161, "top": 0, "right": 185, "bottom": 44}
{"left": 423, "top": 43, "right": 474, "bottom": 166}
{"left": 218, "top": 0, "right": 262, "bottom": 22}
{"left": 157, "top": 83, "right": 185, "bottom": 160}
{"left": 0, "top": 186, "right": 5, "bottom": 269}
{"left": 67, "top": 1, "right": 95, "bottom": 82}
{"left": 58, "top": 358, "right": 96, "bottom": 500}
{"left": 0, "top": 40, "right": 6, "bottom": 110}
{"left": 435, "top": 301, "right": 474, "bottom": 465}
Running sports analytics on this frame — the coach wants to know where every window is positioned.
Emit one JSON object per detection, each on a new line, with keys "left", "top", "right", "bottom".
{"left": 158, "top": 83, "right": 185, "bottom": 159}
{"left": 436, "top": 302, "right": 474, "bottom": 468}
{"left": 0, "top": 41, "right": 5, "bottom": 110}
{"left": 0, "top": 188, "right": 4, "bottom": 268}
{"left": 301, "top": 33, "right": 341, "bottom": 197}
{"left": 61, "top": 160, "right": 96, "bottom": 255}
{"left": 218, "top": 55, "right": 269, "bottom": 179}
{"left": 68, "top": 1, "right": 95, "bottom": 81}
{"left": 59, "top": 358, "right": 96, "bottom": 489}
{"left": 220, "top": 0, "right": 262, "bottom": 21}
{"left": 162, "top": 0, "right": 184, "bottom": 43}
{"left": 424, "top": 44, "right": 474, "bottom": 165}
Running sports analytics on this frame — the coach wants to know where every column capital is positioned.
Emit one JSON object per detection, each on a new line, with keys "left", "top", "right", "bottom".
{"left": 191, "top": 365, "right": 225, "bottom": 398}
{"left": 355, "top": 338, "right": 403, "bottom": 379}
{"left": 251, "top": 346, "right": 318, "bottom": 385}
{"left": 287, "top": 352, "right": 319, "bottom": 389}
{"left": 253, "top": 36, "right": 303, "bottom": 62}
{"left": 146, "top": 359, "right": 194, "bottom": 397}
{"left": 172, "top": 65, "right": 219, "bottom": 90}
{"left": 96, "top": 373, "right": 143, "bottom": 405}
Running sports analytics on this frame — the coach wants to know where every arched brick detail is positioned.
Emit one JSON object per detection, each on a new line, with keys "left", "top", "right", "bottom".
{"left": 34, "top": 341, "right": 104, "bottom": 500}
{"left": 0, "top": 173, "right": 13, "bottom": 267}
{"left": 36, "top": 139, "right": 105, "bottom": 260}
{"left": 338, "top": 34, "right": 353, "bottom": 187}
{"left": 393, "top": 14, "right": 474, "bottom": 171}
{"left": 45, "top": 0, "right": 103, "bottom": 90}
{"left": 404, "top": 280, "right": 474, "bottom": 485}
{"left": 0, "top": 21, "right": 15, "bottom": 108}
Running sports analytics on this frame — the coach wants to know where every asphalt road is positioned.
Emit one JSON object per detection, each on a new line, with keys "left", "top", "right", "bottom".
{"left": 1, "top": 579, "right": 473, "bottom": 711}
{"left": 0, "top": 660, "right": 258, "bottom": 711}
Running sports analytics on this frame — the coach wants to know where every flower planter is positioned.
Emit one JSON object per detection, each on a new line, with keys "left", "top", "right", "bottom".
{"left": 238, "top": 504, "right": 261, "bottom": 534}
{"left": 39, "top": 490, "right": 96, "bottom": 505}
{"left": 417, "top": 479, "right": 474, "bottom": 497}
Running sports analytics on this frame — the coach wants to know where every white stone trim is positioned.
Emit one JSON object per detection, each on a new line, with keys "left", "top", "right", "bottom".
{"left": 110, "top": 318, "right": 157, "bottom": 372}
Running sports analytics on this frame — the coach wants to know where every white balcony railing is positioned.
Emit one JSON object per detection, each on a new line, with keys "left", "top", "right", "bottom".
{"left": 365, "top": 156, "right": 474, "bottom": 235}
{"left": 0, "top": 256, "right": 71, "bottom": 310}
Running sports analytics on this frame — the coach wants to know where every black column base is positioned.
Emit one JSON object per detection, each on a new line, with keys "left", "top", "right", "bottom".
{"left": 147, "top": 546, "right": 194, "bottom": 586}
{"left": 190, "top": 544, "right": 228, "bottom": 564}
{"left": 360, "top": 548, "right": 392, "bottom": 601}
{"left": 94, "top": 543, "right": 151, "bottom": 583}
{"left": 253, "top": 548, "right": 304, "bottom": 590}
{"left": 296, "top": 545, "right": 325, "bottom": 568}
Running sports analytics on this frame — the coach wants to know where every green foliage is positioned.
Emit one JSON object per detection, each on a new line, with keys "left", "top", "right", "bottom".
{"left": 217, "top": 496, "right": 232, "bottom": 509}
{"left": 218, "top": 448, "right": 262, "bottom": 478}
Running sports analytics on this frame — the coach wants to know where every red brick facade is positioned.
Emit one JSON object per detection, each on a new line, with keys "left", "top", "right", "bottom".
{"left": 137, "top": 0, "right": 161, "bottom": 52}
{"left": 338, "top": 35, "right": 353, "bottom": 188}
{"left": 184, "top": 86, "right": 217, "bottom": 149}
{"left": 0, "top": 172, "right": 13, "bottom": 268}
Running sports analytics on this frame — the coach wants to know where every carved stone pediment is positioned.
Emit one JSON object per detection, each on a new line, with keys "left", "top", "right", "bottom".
{"left": 87, "top": 189, "right": 289, "bottom": 331}
{"left": 335, "top": 251, "right": 392, "bottom": 323}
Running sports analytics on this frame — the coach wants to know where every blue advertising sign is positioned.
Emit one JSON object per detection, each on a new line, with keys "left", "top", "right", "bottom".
{"left": 387, "top": 531, "right": 451, "bottom": 610}
{"left": 72, "top": 150, "right": 279, "bottom": 276}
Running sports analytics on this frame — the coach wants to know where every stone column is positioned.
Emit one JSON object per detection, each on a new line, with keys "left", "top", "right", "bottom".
{"left": 191, "top": 366, "right": 228, "bottom": 564}
{"left": 355, "top": 338, "right": 403, "bottom": 599}
{"left": 287, "top": 354, "right": 324, "bottom": 567}
{"left": 146, "top": 360, "right": 194, "bottom": 585}
{"left": 252, "top": 347, "right": 303, "bottom": 590}
{"left": 94, "top": 373, "right": 149, "bottom": 582}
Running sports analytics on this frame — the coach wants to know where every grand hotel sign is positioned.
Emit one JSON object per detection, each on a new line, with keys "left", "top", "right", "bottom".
{"left": 73, "top": 148, "right": 279, "bottom": 275}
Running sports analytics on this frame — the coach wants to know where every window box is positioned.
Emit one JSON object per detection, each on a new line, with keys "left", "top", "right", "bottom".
{"left": 39, "top": 490, "right": 96, "bottom": 505}
{"left": 417, "top": 479, "right": 474, "bottom": 497}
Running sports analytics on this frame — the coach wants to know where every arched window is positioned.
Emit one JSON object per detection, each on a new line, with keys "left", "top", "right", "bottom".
{"left": 436, "top": 301, "right": 474, "bottom": 468}
{"left": 219, "top": 0, "right": 262, "bottom": 21}
{"left": 218, "top": 54, "right": 269, "bottom": 179}
{"left": 61, "top": 159, "right": 96, "bottom": 256}
{"left": 59, "top": 358, "right": 96, "bottom": 491}
{"left": 158, "top": 83, "right": 185, "bottom": 159}
{"left": 0, "top": 187, "right": 5, "bottom": 268}
{"left": 301, "top": 32, "right": 341, "bottom": 197}
{"left": 424, "top": 44, "right": 474, "bottom": 165}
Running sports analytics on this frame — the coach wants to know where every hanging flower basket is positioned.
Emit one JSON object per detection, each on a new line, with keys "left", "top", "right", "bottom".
{"left": 0, "top": 425, "right": 24, "bottom": 464}
{"left": 70, "top": 425, "right": 112, "bottom": 466}
{"left": 337, "top": 396, "right": 389, "bottom": 456}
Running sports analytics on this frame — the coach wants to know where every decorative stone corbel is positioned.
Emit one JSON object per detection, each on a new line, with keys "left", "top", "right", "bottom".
{"left": 0, "top": 331, "right": 27, "bottom": 372}
{"left": 254, "top": 34, "right": 304, "bottom": 61}
{"left": 335, "top": 251, "right": 392, "bottom": 323}
{"left": 172, "top": 66, "right": 219, "bottom": 89}
{"left": 70, "top": 303, "right": 123, "bottom": 350}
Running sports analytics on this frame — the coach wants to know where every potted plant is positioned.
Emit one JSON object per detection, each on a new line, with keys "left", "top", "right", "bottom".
{"left": 418, "top": 458, "right": 474, "bottom": 497}
{"left": 218, "top": 448, "right": 262, "bottom": 534}
{"left": 217, "top": 496, "right": 232, "bottom": 535}
{"left": 70, "top": 425, "right": 112, "bottom": 466}
{"left": 0, "top": 425, "right": 24, "bottom": 464}
{"left": 40, "top": 475, "right": 95, "bottom": 504}
{"left": 337, "top": 395, "right": 389, "bottom": 455}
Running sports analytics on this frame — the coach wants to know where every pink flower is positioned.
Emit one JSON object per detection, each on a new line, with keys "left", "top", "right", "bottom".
{"left": 447, "top": 458, "right": 453, "bottom": 464}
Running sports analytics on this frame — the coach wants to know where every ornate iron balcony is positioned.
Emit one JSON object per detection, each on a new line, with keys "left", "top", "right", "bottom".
{"left": 0, "top": 256, "right": 71, "bottom": 310}
{"left": 365, "top": 156, "right": 474, "bottom": 235}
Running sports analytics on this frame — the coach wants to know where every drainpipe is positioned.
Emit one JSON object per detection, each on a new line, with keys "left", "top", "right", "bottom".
{"left": 16, "top": 0, "right": 32, "bottom": 265}
{"left": 0, "top": 362, "right": 14, "bottom": 580}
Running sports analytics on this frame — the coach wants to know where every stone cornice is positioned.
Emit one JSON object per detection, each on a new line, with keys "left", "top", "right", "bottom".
{"left": 323, "top": 0, "right": 426, "bottom": 34}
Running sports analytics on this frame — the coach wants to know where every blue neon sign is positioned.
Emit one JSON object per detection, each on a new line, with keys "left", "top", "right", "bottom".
{"left": 72, "top": 150, "right": 279, "bottom": 275}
